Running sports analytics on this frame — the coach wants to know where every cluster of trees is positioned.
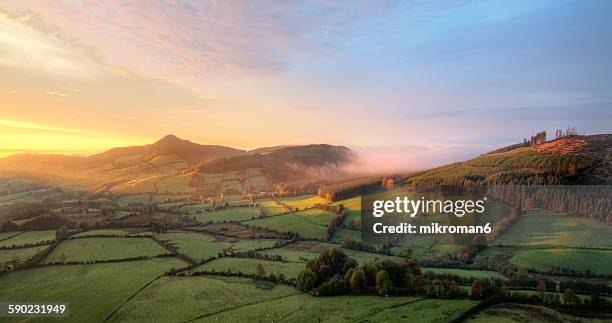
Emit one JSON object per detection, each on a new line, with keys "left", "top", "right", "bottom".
{"left": 217, "top": 250, "right": 285, "bottom": 262}
{"left": 325, "top": 211, "right": 348, "bottom": 240}
{"left": 0, "top": 214, "right": 76, "bottom": 232}
{"left": 317, "top": 178, "right": 381, "bottom": 202}
{"left": 297, "top": 247, "right": 425, "bottom": 297}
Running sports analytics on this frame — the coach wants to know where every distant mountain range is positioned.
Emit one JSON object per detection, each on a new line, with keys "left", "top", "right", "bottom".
{"left": 0, "top": 135, "right": 353, "bottom": 193}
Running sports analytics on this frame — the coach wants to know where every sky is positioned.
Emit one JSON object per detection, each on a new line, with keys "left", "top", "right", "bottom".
{"left": 1, "top": 0, "right": 611, "bottom": 168}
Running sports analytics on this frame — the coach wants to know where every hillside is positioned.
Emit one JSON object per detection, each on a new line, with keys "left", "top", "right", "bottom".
{"left": 197, "top": 144, "right": 353, "bottom": 183}
{"left": 405, "top": 134, "right": 611, "bottom": 186}
{"left": 0, "top": 137, "right": 354, "bottom": 195}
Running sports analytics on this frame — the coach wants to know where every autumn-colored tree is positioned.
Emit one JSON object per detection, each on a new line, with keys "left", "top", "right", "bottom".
{"left": 375, "top": 270, "right": 392, "bottom": 296}
{"left": 256, "top": 263, "right": 266, "bottom": 278}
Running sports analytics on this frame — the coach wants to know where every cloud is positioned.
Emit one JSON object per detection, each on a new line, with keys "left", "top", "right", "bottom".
{"left": 44, "top": 90, "right": 69, "bottom": 97}
{"left": 1, "top": 1, "right": 397, "bottom": 89}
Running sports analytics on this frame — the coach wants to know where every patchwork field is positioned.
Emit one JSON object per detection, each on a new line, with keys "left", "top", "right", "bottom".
{"left": 280, "top": 194, "right": 328, "bottom": 210}
{"left": 263, "top": 241, "right": 403, "bottom": 264}
{"left": 0, "top": 231, "right": 22, "bottom": 241}
{"left": 480, "top": 246, "right": 612, "bottom": 275}
{"left": 422, "top": 267, "right": 508, "bottom": 281}
{"left": 492, "top": 210, "right": 612, "bottom": 248}
{"left": 71, "top": 229, "right": 153, "bottom": 238}
{"left": 465, "top": 303, "right": 609, "bottom": 323}
{"left": 155, "top": 232, "right": 280, "bottom": 261}
{"left": 110, "top": 276, "right": 300, "bottom": 322}
{"left": 244, "top": 209, "right": 336, "bottom": 240}
{"left": 259, "top": 200, "right": 288, "bottom": 215}
{"left": 0, "top": 258, "right": 185, "bottom": 322}
{"left": 0, "top": 245, "right": 47, "bottom": 264}
{"left": 44, "top": 237, "right": 169, "bottom": 263}
{"left": 194, "top": 257, "right": 305, "bottom": 279}
{"left": 0, "top": 230, "right": 56, "bottom": 248}
{"left": 192, "top": 207, "right": 261, "bottom": 223}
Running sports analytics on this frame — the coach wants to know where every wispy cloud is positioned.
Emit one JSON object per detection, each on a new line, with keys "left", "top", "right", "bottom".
{"left": 44, "top": 90, "right": 69, "bottom": 97}
{"left": 1, "top": 1, "right": 397, "bottom": 88}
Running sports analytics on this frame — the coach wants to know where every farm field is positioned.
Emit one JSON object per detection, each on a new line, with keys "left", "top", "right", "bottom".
{"left": 280, "top": 194, "right": 328, "bottom": 210}
{"left": 205, "top": 290, "right": 477, "bottom": 322}
{"left": 71, "top": 229, "right": 152, "bottom": 238}
{"left": 244, "top": 209, "right": 336, "bottom": 240}
{"left": 110, "top": 276, "right": 300, "bottom": 322}
{"left": 0, "top": 245, "right": 47, "bottom": 264}
{"left": 480, "top": 246, "right": 612, "bottom": 275}
{"left": 492, "top": 210, "right": 612, "bottom": 248}
{"left": 194, "top": 257, "right": 305, "bottom": 279}
{"left": 263, "top": 241, "right": 403, "bottom": 264}
{"left": 465, "top": 302, "right": 609, "bottom": 323}
{"left": 0, "top": 258, "right": 185, "bottom": 322}
{"left": 155, "top": 231, "right": 280, "bottom": 261}
{"left": 259, "top": 200, "right": 288, "bottom": 215}
{"left": 44, "top": 237, "right": 169, "bottom": 263}
{"left": 192, "top": 207, "right": 261, "bottom": 223}
{"left": 0, "top": 231, "right": 22, "bottom": 241}
{"left": 421, "top": 267, "right": 508, "bottom": 281}
{"left": 0, "top": 230, "right": 56, "bottom": 248}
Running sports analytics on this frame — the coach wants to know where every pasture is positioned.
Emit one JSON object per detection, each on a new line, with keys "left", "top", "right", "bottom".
{"left": 0, "top": 258, "right": 185, "bottom": 322}
{"left": 194, "top": 257, "right": 305, "bottom": 279}
{"left": 259, "top": 200, "right": 288, "bottom": 215}
{"left": 155, "top": 231, "right": 280, "bottom": 261}
{"left": 0, "top": 230, "right": 56, "bottom": 248}
{"left": 0, "top": 245, "right": 47, "bottom": 264}
{"left": 492, "top": 210, "right": 612, "bottom": 248}
{"left": 192, "top": 207, "right": 261, "bottom": 223}
{"left": 243, "top": 209, "right": 336, "bottom": 240}
{"left": 44, "top": 237, "right": 169, "bottom": 263}
{"left": 110, "top": 276, "right": 300, "bottom": 322}
{"left": 280, "top": 194, "right": 328, "bottom": 210}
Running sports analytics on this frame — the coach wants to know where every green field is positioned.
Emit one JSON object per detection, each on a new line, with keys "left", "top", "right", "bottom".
{"left": 192, "top": 207, "right": 261, "bottom": 223}
{"left": 0, "top": 190, "right": 63, "bottom": 206}
{"left": 422, "top": 267, "right": 508, "bottom": 281}
{"left": 0, "top": 245, "right": 47, "bottom": 264}
{"left": 244, "top": 209, "right": 336, "bottom": 240}
{"left": 263, "top": 241, "right": 403, "bottom": 265}
{"left": 71, "top": 229, "right": 152, "bottom": 238}
{"left": 280, "top": 194, "right": 328, "bottom": 210}
{"left": 0, "top": 230, "right": 56, "bottom": 248}
{"left": 155, "top": 232, "right": 280, "bottom": 261}
{"left": 110, "top": 276, "right": 300, "bottom": 322}
{"left": 194, "top": 257, "right": 305, "bottom": 279}
{"left": 0, "top": 258, "right": 185, "bottom": 322}
{"left": 0, "top": 231, "right": 22, "bottom": 241}
{"left": 45, "top": 237, "right": 169, "bottom": 263}
{"left": 259, "top": 200, "right": 288, "bottom": 215}
{"left": 493, "top": 210, "right": 612, "bottom": 248}
{"left": 465, "top": 302, "right": 607, "bottom": 323}
{"left": 481, "top": 246, "right": 612, "bottom": 275}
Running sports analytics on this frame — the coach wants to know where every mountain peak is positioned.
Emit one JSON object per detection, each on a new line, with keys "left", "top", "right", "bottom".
{"left": 154, "top": 134, "right": 184, "bottom": 144}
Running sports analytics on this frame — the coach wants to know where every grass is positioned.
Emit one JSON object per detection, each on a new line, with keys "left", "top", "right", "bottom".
{"left": 493, "top": 210, "right": 612, "bottom": 248}
{"left": 243, "top": 209, "right": 336, "bottom": 240}
{"left": 0, "top": 245, "right": 47, "bottom": 264}
{"left": 156, "top": 175, "right": 195, "bottom": 194}
{"left": 264, "top": 241, "right": 403, "bottom": 265}
{"left": 194, "top": 257, "right": 305, "bottom": 279}
{"left": 280, "top": 194, "right": 328, "bottom": 210}
{"left": 155, "top": 232, "right": 280, "bottom": 261}
{"left": 44, "top": 237, "right": 169, "bottom": 263}
{"left": 192, "top": 207, "right": 261, "bottom": 223}
{"left": 110, "top": 276, "right": 300, "bottom": 322}
{"left": 422, "top": 267, "right": 508, "bottom": 281}
{"left": 259, "top": 200, "right": 288, "bottom": 215}
{"left": 465, "top": 302, "right": 606, "bottom": 323}
{"left": 0, "top": 258, "right": 185, "bottom": 323}
{"left": 207, "top": 291, "right": 476, "bottom": 322}
{"left": 0, "top": 230, "right": 56, "bottom": 248}
{"left": 71, "top": 229, "right": 152, "bottom": 238}
{"left": 481, "top": 246, "right": 612, "bottom": 275}
{"left": 0, "top": 231, "right": 22, "bottom": 241}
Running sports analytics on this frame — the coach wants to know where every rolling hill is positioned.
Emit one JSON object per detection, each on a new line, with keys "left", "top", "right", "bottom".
{"left": 0, "top": 136, "right": 354, "bottom": 195}
{"left": 405, "top": 134, "right": 611, "bottom": 186}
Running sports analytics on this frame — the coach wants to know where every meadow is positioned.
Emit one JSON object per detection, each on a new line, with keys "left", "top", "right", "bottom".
{"left": 155, "top": 231, "right": 280, "bottom": 261}
{"left": 279, "top": 194, "right": 328, "bottom": 210}
{"left": 0, "top": 258, "right": 185, "bottom": 322}
{"left": 0, "top": 230, "right": 56, "bottom": 248}
{"left": 258, "top": 200, "right": 288, "bottom": 215}
{"left": 44, "top": 237, "right": 169, "bottom": 263}
{"left": 480, "top": 246, "right": 612, "bottom": 275}
{"left": 70, "top": 229, "right": 152, "bottom": 238}
{"left": 194, "top": 257, "right": 305, "bottom": 279}
{"left": 192, "top": 207, "right": 261, "bottom": 223}
{"left": 243, "top": 209, "right": 336, "bottom": 240}
{"left": 0, "top": 245, "right": 47, "bottom": 264}
{"left": 492, "top": 210, "right": 612, "bottom": 248}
